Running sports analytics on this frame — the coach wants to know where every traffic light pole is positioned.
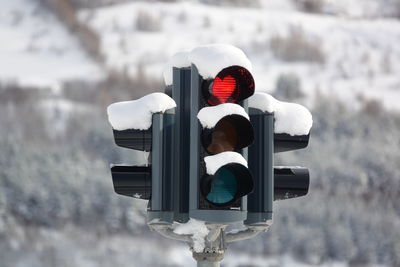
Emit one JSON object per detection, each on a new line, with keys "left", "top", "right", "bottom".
{"left": 194, "top": 258, "right": 222, "bottom": 267}
{"left": 192, "top": 224, "right": 269, "bottom": 266}
{"left": 150, "top": 223, "right": 269, "bottom": 266}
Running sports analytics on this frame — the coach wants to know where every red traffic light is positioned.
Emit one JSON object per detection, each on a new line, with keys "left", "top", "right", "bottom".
{"left": 203, "top": 66, "right": 255, "bottom": 106}
{"left": 210, "top": 75, "right": 238, "bottom": 105}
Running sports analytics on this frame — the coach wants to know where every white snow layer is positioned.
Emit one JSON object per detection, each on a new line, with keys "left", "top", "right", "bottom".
{"left": 163, "top": 51, "right": 191, "bottom": 86}
{"left": 204, "top": 152, "right": 248, "bottom": 175}
{"left": 163, "top": 44, "right": 252, "bottom": 85}
{"left": 248, "top": 92, "right": 313, "bottom": 136}
{"left": 173, "top": 219, "right": 209, "bottom": 253}
{"left": 107, "top": 93, "right": 176, "bottom": 130}
{"left": 197, "top": 103, "right": 249, "bottom": 129}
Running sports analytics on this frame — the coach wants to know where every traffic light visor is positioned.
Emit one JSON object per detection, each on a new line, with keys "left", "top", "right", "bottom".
{"left": 201, "top": 163, "right": 253, "bottom": 206}
{"left": 203, "top": 66, "right": 255, "bottom": 106}
{"left": 274, "top": 133, "right": 310, "bottom": 153}
{"left": 111, "top": 165, "right": 151, "bottom": 200}
{"left": 274, "top": 167, "right": 309, "bottom": 200}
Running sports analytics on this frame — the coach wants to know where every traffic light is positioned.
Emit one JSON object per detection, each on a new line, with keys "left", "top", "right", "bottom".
{"left": 246, "top": 92, "right": 311, "bottom": 226}
{"left": 107, "top": 93, "right": 177, "bottom": 224}
{"left": 189, "top": 64, "right": 255, "bottom": 223}
{"left": 107, "top": 45, "right": 314, "bottom": 264}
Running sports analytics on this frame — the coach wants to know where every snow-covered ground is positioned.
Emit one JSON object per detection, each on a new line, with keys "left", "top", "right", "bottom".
{"left": 78, "top": 0, "right": 400, "bottom": 111}
{"left": 0, "top": 0, "right": 103, "bottom": 91}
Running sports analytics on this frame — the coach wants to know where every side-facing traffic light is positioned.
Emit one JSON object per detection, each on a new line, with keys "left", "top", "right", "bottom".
{"left": 189, "top": 64, "right": 255, "bottom": 223}
{"left": 246, "top": 92, "right": 312, "bottom": 225}
{"left": 107, "top": 93, "right": 177, "bottom": 224}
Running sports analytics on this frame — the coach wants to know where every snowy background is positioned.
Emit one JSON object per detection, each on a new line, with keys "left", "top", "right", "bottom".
{"left": 1, "top": 0, "right": 400, "bottom": 266}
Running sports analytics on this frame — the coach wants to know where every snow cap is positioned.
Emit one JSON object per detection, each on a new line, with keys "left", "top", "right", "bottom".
{"left": 163, "top": 51, "right": 191, "bottom": 86}
{"left": 163, "top": 44, "right": 252, "bottom": 85}
{"left": 204, "top": 151, "right": 248, "bottom": 175}
{"left": 173, "top": 219, "right": 209, "bottom": 253}
{"left": 248, "top": 92, "right": 313, "bottom": 136}
{"left": 107, "top": 92, "right": 176, "bottom": 131}
{"left": 197, "top": 103, "right": 250, "bottom": 129}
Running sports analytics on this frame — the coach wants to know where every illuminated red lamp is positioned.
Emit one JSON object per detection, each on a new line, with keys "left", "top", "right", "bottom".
{"left": 202, "top": 66, "right": 255, "bottom": 106}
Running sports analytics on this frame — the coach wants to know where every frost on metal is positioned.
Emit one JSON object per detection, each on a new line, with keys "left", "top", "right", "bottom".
{"left": 248, "top": 92, "right": 313, "bottom": 136}
{"left": 173, "top": 219, "right": 209, "bottom": 253}
{"left": 204, "top": 152, "right": 248, "bottom": 175}
{"left": 197, "top": 103, "right": 249, "bottom": 129}
{"left": 163, "top": 44, "right": 252, "bottom": 85}
{"left": 107, "top": 92, "right": 176, "bottom": 131}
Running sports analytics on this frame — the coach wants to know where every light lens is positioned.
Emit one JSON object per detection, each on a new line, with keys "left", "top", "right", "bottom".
{"left": 205, "top": 168, "right": 237, "bottom": 205}
{"left": 208, "top": 75, "right": 238, "bottom": 105}
{"left": 203, "top": 66, "right": 255, "bottom": 106}
{"left": 201, "top": 163, "right": 254, "bottom": 207}
{"left": 206, "top": 119, "right": 237, "bottom": 154}
{"left": 202, "top": 115, "right": 254, "bottom": 155}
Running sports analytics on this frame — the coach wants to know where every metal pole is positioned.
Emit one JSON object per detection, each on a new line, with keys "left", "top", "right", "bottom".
{"left": 197, "top": 260, "right": 220, "bottom": 267}
{"left": 193, "top": 251, "right": 224, "bottom": 267}
{"left": 192, "top": 237, "right": 225, "bottom": 267}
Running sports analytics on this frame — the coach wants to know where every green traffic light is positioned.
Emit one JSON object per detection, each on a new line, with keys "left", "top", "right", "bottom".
{"left": 205, "top": 167, "right": 238, "bottom": 205}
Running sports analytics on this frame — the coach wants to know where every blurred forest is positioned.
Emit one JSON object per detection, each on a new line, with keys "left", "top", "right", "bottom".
{"left": 1, "top": 77, "right": 400, "bottom": 267}
{"left": 1, "top": 0, "right": 400, "bottom": 266}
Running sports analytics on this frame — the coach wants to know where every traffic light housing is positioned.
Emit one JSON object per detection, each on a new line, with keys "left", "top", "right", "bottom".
{"left": 246, "top": 92, "right": 311, "bottom": 226}
{"left": 189, "top": 64, "right": 255, "bottom": 223}
{"left": 107, "top": 95, "right": 176, "bottom": 224}
{"left": 246, "top": 108, "right": 274, "bottom": 225}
